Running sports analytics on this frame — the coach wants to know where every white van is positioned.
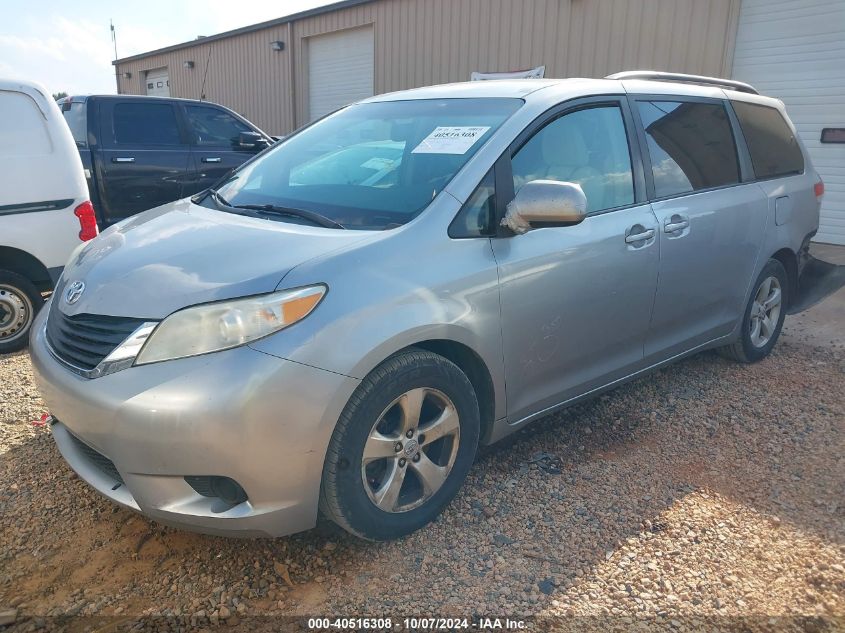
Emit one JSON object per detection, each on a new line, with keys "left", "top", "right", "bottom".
{"left": 0, "top": 78, "right": 97, "bottom": 353}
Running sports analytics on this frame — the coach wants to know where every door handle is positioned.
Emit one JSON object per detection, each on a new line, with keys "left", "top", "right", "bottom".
{"left": 664, "top": 217, "right": 689, "bottom": 233}
{"left": 201, "top": 157, "right": 222, "bottom": 163}
{"left": 625, "top": 228, "right": 655, "bottom": 244}
{"left": 112, "top": 157, "right": 135, "bottom": 163}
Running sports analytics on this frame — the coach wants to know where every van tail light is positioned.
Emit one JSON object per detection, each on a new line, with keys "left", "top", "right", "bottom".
{"left": 814, "top": 178, "right": 824, "bottom": 201}
{"left": 73, "top": 201, "right": 99, "bottom": 241}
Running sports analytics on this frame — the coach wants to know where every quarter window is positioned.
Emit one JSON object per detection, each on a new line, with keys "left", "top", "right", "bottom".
{"left": 113, "top": 103, "right": 182, "bottom": 145}
{"left": 511, "top": 105, "right": 634, "bottom": 213}
{"left": 186, "top": 105, "right": 252, "bottom": 147}
{"left": 449, "top": 169, "right": 496, "bottom": 238}
{"left": 732, "top": 101, "right": 804, "bottom": 179}
{"left": 637, "top": 100, "right": 740, "bottom": 198}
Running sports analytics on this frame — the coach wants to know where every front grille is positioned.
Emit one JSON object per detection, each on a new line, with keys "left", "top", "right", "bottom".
{"left": 46, "top": 301, "right": 147, "bottom": 371}
{"left": 67, "top": 431, "right": 124, "bottom": 485}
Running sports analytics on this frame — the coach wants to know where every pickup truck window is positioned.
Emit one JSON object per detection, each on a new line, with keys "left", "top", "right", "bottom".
{"left": 113, "top": 103, "right": 182, "bottom": 145}
{"left": 61, "top": 100, "right": 87, "bottom": 147}
{"left": 186, "top": 105, "right": 252, "bottom": 147}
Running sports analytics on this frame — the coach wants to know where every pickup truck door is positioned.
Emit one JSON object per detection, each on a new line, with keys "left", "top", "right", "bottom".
{"left": 95, "top": 99, "right": 192, "bottom": 225}
{"left": 182, "top": 104, "right": 266, "bottom": 195}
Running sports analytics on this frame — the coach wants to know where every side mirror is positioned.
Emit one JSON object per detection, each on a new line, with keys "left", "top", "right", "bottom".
{"left": 238, "top": 131, "right": 270, "bottom": 151}
{"left": 501, "top": 180, "right": 587, "bottom": 234}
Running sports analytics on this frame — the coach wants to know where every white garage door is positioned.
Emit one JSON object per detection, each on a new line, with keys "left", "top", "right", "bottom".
{"left": 145, "top": 68, "right": 170, "bottom": 98}
{"left": 732, "top": 0, "right": 845, "bottom": 245}
{"left": 308, "top": 26, "right": 374, "bottom": 121}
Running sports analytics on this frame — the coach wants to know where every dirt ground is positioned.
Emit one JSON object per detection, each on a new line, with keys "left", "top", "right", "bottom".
{"left": 1, "top": 275, "right": 843, "bottom": 632}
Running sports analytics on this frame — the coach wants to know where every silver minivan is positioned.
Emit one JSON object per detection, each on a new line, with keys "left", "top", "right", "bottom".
{"left": 30, "top": 72, "right": 822, "bottom": 541}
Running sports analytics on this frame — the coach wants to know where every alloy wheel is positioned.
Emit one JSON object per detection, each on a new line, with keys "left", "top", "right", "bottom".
{"left": 749, "top": 276, "right": 782, "bottom": 348}
{"left": 361, "top": 387, "right": 460, "bottom": 513}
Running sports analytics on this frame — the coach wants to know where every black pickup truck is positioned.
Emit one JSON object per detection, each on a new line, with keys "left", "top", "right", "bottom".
{"left": 59, "top": 95, "right": 272, "bottom": 227}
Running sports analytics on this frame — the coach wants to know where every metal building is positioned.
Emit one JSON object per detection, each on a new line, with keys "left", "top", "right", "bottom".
{"left": 113, "top": 0, "right": 844, "bottom": 245}
{"left": 113, "top": 0, "right": 741, "bottom": 135}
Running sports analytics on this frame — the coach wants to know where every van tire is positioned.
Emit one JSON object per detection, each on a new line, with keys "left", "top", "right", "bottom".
{"left": 0, "top": 269, "right": 43, "bottom": 354}
{"left": 719, "top": 259, "right": 788, "bottom": 363}
{"left": 320, "top": 348, "right": 480, "bottom": 541}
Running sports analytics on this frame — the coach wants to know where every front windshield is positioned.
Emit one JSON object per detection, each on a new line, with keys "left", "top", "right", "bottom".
{"left": 212, "top": 98, "right": 522, "bottom": 230}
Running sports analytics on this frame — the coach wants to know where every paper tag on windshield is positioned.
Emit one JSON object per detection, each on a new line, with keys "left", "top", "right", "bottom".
{"left": 412, "top": 126, "right": 491, "bottom": 155}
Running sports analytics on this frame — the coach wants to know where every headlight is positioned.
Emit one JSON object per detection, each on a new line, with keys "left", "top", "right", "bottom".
{"left": 135, "top": 285, "right": 326, "bottom": 365}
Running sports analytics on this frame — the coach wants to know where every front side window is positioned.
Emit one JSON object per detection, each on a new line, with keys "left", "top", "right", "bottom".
{"left": 113, "top": 103, "right": 181, "bottom": 145}
{"left": 186, "top": 105, "right": 252, "bottom": 147}
{"left": 214, "top": 98, "right": 521, "bottom": 230}
{"left": 732, "top": 101, "right": 804, "bottom": 179}
{"left": 511, "top": 105, "right": 634, "bottom": 213}
{"left": 637, "top": 100, "right": 740, "bottom": 198}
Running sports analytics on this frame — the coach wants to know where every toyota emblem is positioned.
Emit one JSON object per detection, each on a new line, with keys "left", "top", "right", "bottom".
{"left": 65, "top": 281, "right": 86, "bottom": 305}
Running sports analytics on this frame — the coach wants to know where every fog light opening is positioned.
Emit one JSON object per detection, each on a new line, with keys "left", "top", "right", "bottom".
{"left": 185, "top": 475, "right": 248, "bottom": 511}
{"left": 210, "top": 476, "right": 248, "bottom": 505}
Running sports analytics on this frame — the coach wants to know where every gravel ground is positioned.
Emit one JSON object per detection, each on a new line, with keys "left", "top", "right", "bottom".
{"left": 1, "top": 308, "right": 843, "bottom": 631}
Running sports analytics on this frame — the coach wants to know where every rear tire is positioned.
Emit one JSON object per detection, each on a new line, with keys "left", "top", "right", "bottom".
{"left": 719, "top": 259, "right": 788, "bottom": 363}
{"left": 320, "top": 349, "right": 480, "bottom": 541}
{"left": 0, "top": 270, "right": 43, "bottom": 354}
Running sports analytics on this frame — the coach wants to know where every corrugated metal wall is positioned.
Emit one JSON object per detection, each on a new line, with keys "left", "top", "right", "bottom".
{"left": 116, "top": 0, "right": 740, "bottom": 135}
{"left": 116, "top": 25, "right": 295, "bottom": 133}
{"left": 732, "top": 0, "right": 845, "bottom": 245}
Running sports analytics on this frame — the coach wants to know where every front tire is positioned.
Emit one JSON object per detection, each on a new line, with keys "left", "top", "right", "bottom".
{"left": 720, "top": 259, "right": 788, "bottom": 363}
{"left": 320, "top": 349, "right": 480, "bottom": 541}
{"left": 0, "top": 270, "right": 43, "bottom": 354}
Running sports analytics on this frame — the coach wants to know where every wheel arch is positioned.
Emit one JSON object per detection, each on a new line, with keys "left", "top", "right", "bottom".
{"left": 408, "top": 339, "right": 497, "bottom": 445}
{"left": 0, "top": 246, "right": 52, "bottom": 292}
{"left": 770, "top": 247, "right": 798, "bottom": 307}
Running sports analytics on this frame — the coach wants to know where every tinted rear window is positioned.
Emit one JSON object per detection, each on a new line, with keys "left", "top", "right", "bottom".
{"left": 638, "top": 100, "right": 741, "bottom": 199}
{"left": 113, "top": 102, "right": 182, "bottom": 145}
{"left": 732, "top": 101, "right": 804, "bottom": 179}
{"left": 61, "top": 101, "right": 87, "bottom": 147}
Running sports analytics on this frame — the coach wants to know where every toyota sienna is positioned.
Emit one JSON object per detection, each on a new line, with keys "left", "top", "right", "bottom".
{"left": 30, "top": 72, "right": 822, "bottom": 540}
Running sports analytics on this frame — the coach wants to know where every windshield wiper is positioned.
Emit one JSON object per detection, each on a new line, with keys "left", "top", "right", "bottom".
{"left": 234, "top": 203, "right": 346, "bottom": 230}
{"left": 198, "top": 188, "right": 233, "bottom": 207}
{"left": 203, "top": 189, "right": 345, "bottom": 229}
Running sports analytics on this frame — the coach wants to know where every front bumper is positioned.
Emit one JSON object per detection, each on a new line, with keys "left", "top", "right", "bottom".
{"left": 30, "top": 308, "right": 359, "bottom": 537}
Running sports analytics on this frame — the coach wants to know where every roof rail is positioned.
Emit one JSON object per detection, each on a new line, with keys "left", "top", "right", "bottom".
{"left": 605, "top": 70, "right": 759, "bottom": 95}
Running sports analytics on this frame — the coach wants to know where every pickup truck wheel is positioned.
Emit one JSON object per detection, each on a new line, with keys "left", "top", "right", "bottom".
{"left": 719, "top": 259, "right": 788, "bottom": 363}
{"left": 0, "top": 270, "right": 43, "bottom": 354}
{"left": 320, "top": 349, "right": 480, "bottom": 541}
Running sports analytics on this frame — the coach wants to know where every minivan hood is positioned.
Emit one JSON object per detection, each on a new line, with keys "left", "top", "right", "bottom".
{"left": 58, "top": 200, "right": 375, "bottom": 319}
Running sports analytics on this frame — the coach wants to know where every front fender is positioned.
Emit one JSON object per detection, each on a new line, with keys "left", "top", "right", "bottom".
{"left": 248, "top": 215, "right": 507, "bottom": 420}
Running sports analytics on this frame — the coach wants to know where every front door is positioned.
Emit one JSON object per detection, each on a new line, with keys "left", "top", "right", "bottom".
{"left": 492, "top": 100, "right": 660, "bottom": 423}
{"left": 631, "top": 97, "right": 768, "bottom": 362}
{"left": 183, "top": 104, "right": 263, "bottom": 195}
{"left": 96, "top": 99, "right": 191, "bottom": 225}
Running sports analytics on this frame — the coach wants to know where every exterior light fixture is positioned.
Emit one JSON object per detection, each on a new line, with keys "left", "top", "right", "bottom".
{"left": 270, "top": 41, "right": 285, "bottom": 51}
{"left": 183, "top": 61, "right": 195, "bottom": 69}
{"left": 122, "top": 72, "right": 132, "bottom": 79}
